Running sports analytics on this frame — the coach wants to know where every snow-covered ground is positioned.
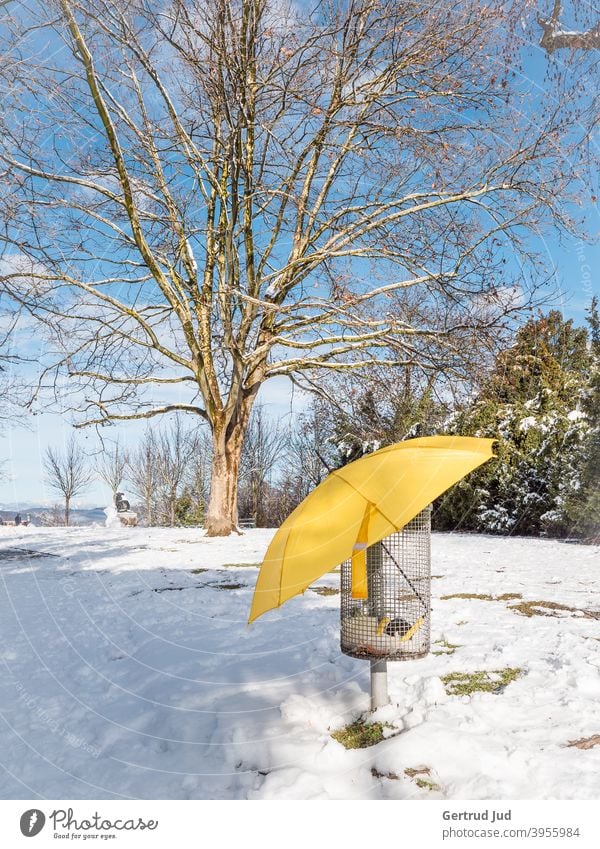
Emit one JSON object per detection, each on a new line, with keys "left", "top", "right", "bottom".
{"left": 0, "top": 525, "right": 599, "bottom": 800}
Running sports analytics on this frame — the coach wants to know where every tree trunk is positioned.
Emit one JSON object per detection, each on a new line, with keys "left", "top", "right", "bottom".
{"left": 204, "top": 433, "right": 242, "bottom": 536}
{"left": 170, "top": 490, "right": 176, "bottom": 527}
{"left": 65, "top": 496, "right": 70, "bottom": 527}
{"left": 205, "top": 400, "right": 254, "bottom": 536}
{"left": 145, "top": 494, "right": 153, "bottom": 527}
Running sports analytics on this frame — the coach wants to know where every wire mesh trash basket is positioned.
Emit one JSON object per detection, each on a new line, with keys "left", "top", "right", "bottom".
{"left": 340, "top": 506, "right": 431, "bottom": 660}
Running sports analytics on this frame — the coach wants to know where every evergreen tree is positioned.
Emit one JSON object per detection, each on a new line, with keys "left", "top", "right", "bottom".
{"left": 564, "top": 298, "right": 600, "bottom": 540}
{"left": 174, "top": 486, "right": 206, "bottom": 527}
{"left": 435, "top": 311, "right": 592, "bottom": 536}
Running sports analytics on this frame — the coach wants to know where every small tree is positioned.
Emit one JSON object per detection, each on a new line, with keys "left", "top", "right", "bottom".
{"left": 174, "top": 486, "right": 206, "bottom": 526}
{"left": 128, "top": 428, "right": 159, "bottom": 526}
{"left": 263, "top": 400, "right": 337, "bottom": 525}
{"left": 128, "top": 420, "right": 206, "bottom": 525}
{"left": 326, "top": 377, "right": 451, "bottom": 466}
{"left": 96, "top": 438, "right": 128, "bottom": 500}
{"left": 44, "top": 437, "right": 93, "bottom": 525}
{"left": 181, "top": 429, "right": 212, "bottom": 525}
{"left": 38, "top": 505, "right": 66, "bottom": 527}
{"left": 238, "top": 406, "right": 286, "bottom": 526}
{"left": 288, "top": 400, "right": 337, "bottom": 483}
{"left": 155, "top": 417, "right": 200, "bottom": 526}
{"left": 0, "top": 285, "right": 27, "bottom": 427}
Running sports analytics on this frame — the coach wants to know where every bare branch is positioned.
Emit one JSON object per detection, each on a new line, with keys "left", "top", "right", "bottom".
{"left": 539, "top": 2, "right": 600, "bottom": 51}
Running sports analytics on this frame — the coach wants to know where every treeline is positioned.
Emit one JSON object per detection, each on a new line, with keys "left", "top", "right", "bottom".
{"left": 43, "top": 418, "right": 212, "bottom": 527}
{"left": 309, "top": 303, "right": 599, "bottom": 541}
{"left": 237, "top": 302, "right": 598, "bottom": 540}
{"left": 41, "top": 304, "right": 598, "bottom": 540}
{"left": 41, "top": 406, "right": 332, "bottom": 528}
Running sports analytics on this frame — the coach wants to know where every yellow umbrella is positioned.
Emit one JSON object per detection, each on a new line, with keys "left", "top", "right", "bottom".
{"left": 248, "top": 435, "right": 495, "bottom": 623}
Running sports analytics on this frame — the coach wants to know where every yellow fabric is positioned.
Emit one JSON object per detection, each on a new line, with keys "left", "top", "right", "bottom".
{"left": 248, "top": 435, "right": 495, "bottom": 623}
{"left": 350, "top": 501, "right": 371, "bottom": 599}
{"left": 399, "top": 616, "right": 425, "bottom": 643}
{"left": 376, "top": 617, "right": 391, "bottom": 636}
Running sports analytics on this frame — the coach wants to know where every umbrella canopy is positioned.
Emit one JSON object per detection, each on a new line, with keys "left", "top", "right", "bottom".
{"left": 248, "top": 435, "right": 495, "bottom": 623}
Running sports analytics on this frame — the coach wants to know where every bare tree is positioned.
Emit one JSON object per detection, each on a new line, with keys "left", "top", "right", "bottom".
{"left": 44, "top": 437, "right": 93, "bottom": 525}
{"left": 238, "top": 405, "right": 286, "bottom": 525}
{"left": 128, "top": 428, "right": 159, "bottom": 526}
{"left": 255, "top": 400, "right": 336, "bottom": 524}
{"left": 289, "top": 401, "right": 337, "bottom": 493}
{"left": 127, "top": 420, "right": 203, "bottom": 525}
{"left": 184, "top": 428, "right": 213, "bottom": 524}
{"left": 154, "top": 417, "right": 200, "bottom": 526}
{"left": 38, "top": 505, "right": 67, "bottom": 527}
{"left": 96, "top": 438, "right": 128, "bottom": 500}
{"left": 0, "top": 306, "right": 19, "bottom": 480}
{"left": 539, "top": 1, "right": 600, "bottom": 51}
{"left": 0, "top": 0, "right": 596, "bottom": 534}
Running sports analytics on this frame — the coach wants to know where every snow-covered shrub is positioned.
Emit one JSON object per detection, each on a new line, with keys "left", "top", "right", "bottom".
{"left": 435, "top": 309, "right": 595, "bottom": 538}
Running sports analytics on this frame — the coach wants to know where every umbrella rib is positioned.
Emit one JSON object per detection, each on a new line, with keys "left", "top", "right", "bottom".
{"left": 335, "top": 471, "right": 429, "bottom": 612}
{"left": 332, "top": 471, "right": 400, "bottom": 530}
{"left": 278, "top": 527, "right": 292, "bottom": 609}
{"left": 380, "top": 540, "right": 428, "bottom": 613}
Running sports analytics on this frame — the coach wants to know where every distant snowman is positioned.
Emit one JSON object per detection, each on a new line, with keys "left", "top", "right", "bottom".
{"left": 104, "top": 503, "right": 122, "bottom": 528}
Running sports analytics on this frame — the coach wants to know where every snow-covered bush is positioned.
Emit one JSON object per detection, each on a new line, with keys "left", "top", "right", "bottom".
{"left": 435, "top": 309, "right": 596, "bottom": 538}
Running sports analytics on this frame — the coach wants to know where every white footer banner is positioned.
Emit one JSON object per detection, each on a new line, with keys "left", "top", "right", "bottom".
{"left": 0, "top": 800, "right": 598, "bottom": 847}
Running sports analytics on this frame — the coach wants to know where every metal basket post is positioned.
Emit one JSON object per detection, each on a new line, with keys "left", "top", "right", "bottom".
{"left": 340, "top": 506, "right": 432, "bottom": 708}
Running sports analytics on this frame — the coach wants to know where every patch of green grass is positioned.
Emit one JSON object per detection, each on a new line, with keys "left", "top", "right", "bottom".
{"left": 311, "top": 586, "right": 339, "bottom": 596}
{"left": 371, "top": 767, "right": 399, "bottom": 780}
{"left": 220, "top": 562, "right": 261, "bottom": 569}
{"left": 509, "top": 599, "right": 579, "bottom": 618}
{"left": 440, "top": 592, "right": 523, "bottom": 603}
{"left": 404, "top": 766, "right": 430, "bottom": 778}
{"left": 331, "top": 720, "right": 386, "bottom": 749}
{"left": 440, "top": 593, "right": 495, "bottom": 601}
{"left": 403, "top": 766, "right": 440, "bottom": 791}
{"left": 415, "top": 777, "right": 441, "bottom": 791}
{"left": 441, "top": 667, "right": 523, "bottom": 696}
{"left": 190, "top": 568, "right": 209, "bottom": 574}
{"left": 432, "top": 639, "right": 461, "bottom": 656}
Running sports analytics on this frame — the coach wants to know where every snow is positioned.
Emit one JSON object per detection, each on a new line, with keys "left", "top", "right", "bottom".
{"left": 184, "top": 237, "right": 197, "bottom": 273}
{"left": 264, "top": 276, "right": 280, "bottom": 298}
{"left": 518, "top": 415, "right": 537, "bottom": 432}
{"left": 0, "top": 525, "right": 599, "bottom": 800}
{"left": 104, "top": 505, "right": 122, "bottom": 528}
